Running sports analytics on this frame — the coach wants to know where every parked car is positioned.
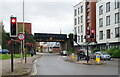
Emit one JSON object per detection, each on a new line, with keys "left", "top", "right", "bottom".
{"left": 94, "top": 51, "right": 111, "bottom": 60}
{"left": 0, "top": 49, "right": 10, "bottom": 54}
{"left": 60, "top": 50, "right": 68, "bottom": 56}
{"left": 77, "top": 49, "right": 94, "bottom": 60}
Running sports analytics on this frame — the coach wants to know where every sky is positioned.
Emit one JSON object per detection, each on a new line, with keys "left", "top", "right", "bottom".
{"left": 1, "top": 0, "right": 82, "bottom": 35}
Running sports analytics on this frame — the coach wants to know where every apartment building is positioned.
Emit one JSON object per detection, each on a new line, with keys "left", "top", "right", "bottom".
{"left": 96, "top": 0, "right": 120, "bottom": 50}
{"left": 74, "top": 0, "right": 96, "bottom": 49}
{"left": 74, "top": 1, "right": 86, "bottom": 47}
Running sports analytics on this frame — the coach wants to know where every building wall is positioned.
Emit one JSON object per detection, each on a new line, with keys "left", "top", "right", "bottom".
{"left": 74, "top": 1, "right": 86, "bottom": 46}
{"left": 85, "top": 0, "right": 96, "bottom": 42}
{"left": 96, "top": 0, "right": 120, "bottom": 49}
{"left": 74, "top": 0, "right": 96, "bottom": 47}
{"left": 17, "top": 22, "right": 32, "bottom": 34}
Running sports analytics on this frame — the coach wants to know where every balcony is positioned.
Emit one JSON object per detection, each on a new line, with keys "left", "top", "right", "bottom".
{"left": 87, "top": 4, "right": 90, "bottom": 9}
{"left": 87, "top": 9, "right": 90, "bottom": 12}
{"left": 87, "top": 15, "right": 90, "bottom": 20}
{"left": 87, "top": 27, "right": 90, "bottom": 30}
{"left": 87, "top": 19, "right": 90, "bottom": 23}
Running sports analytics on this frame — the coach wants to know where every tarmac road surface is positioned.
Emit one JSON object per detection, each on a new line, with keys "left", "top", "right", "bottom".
{"left": 33, "top": 53, "right": 118, "bottom": 75}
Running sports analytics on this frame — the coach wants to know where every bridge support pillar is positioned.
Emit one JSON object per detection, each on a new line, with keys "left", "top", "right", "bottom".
{"left": 60, "top": 42, "right": 67, "bottom": 51}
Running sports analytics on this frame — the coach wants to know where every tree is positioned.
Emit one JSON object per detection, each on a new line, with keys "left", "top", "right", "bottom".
{"left": 2, "top": 31, "right": 10, "bottom": 49}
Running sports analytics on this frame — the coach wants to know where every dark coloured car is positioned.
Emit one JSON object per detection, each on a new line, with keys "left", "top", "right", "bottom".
{"left": 0, "top": 49, "right": 10, "bottom": 54}
{"left": 77, "top": 49, "right": 94, "bottom": 60}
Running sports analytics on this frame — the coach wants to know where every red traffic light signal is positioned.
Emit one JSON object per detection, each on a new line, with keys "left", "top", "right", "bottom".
{"left": 11, "top": 18, "right": 16, "bottom": 23}
{"left": 10, "top": 17, "right": 17, "bottom": 37}
{"left": 91, "top": 30, "right": 95, "bottom": 33}
{"left": 90, "top": 30, "right": 95, "bottom": 39}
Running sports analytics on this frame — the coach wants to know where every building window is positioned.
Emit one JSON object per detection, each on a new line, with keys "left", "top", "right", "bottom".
{"left": 81, "top": 6, "right": 83, "bottom": 13}
{"left": 75, "top": 27, "right": 77, "bottom": 34}
{"left": 99, "top": 18, "right": 103, "bottom": 27}
{"left": 115, "top": 12, "right": 120, "bottom": 23}
{"left": 81, "top": 25, "right": 83, "bottom": 33}
{"left": 74, "top": 9, "right": 77, "bottom": 16}
{"left": 81, "top": 15, "right": 83, "bottom": 23}
{"left": 78, "top": 7, "right": 80, "bottom": 15}
{"left": 78, "top": 17, "right": 80, "bottom": 24}
{"left": 106, "top": 2, "right": 110, "bottom": 12}
{"left": 81, "top": 35, "right": 83, "bottom": 42}
{"left": 74, "top": 18, "right": 77, "bottom": 25}
{"left": 115, "top": 0, "right": 119, "bottom": 9}
{"left": 106, "top": 29, "right": 110, "bottom": 39}
{"left": 115, "top": 27, "right": 120, "bottom": 37}
{"left": 78, "top": 26, "right": 80, "bottom": 33}
{"left": 99, "top": 31, "right": 103, "bottom": 40}
{"left": 106, "top": 15, "right": 110, "bottom": 26}
{"left": 99, "top": 5, "right": 103, "bottom": 15}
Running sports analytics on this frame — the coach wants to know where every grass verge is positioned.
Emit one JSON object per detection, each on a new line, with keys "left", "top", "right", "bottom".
{"left": 0, "top": 54, "right": 31, "bottom": 60}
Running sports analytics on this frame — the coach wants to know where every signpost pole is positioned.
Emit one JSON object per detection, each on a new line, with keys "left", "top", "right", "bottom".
{"left": 17, "top": 33, "right": 25, "bottom": 63}
{"left": 21, "top": 41, "right": 23, "bottom": 63}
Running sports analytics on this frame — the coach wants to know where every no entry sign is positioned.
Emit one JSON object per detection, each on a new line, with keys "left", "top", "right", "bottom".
{"left": 17, "top": 33, "right": 25, "bottom": 41}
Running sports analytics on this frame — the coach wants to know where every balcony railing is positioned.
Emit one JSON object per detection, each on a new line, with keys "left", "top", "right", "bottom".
{"left": 87, "top": 15, "right": 90, "bottom": 20}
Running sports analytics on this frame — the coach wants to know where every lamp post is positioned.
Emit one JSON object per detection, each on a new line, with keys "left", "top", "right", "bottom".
{"left": 23, "top": 0, "right": 27, "bottom": 63}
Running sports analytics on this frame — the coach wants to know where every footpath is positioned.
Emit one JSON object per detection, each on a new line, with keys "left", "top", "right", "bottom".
{"left": 0, "top": 54, "right": 42, "bottom": 77}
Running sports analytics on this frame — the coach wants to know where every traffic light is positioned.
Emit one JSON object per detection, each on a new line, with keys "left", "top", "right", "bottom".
{"left": 74, "top": 34, "right": 77, "bottom": 42}
{"left": 10, "top": 17, "right": 17, "bottom": 37}
{"left": 87, "top": 30, "right": 90, "bottom": 35}
{"left": 90, "top": 30, "right": 95, "bottom": 39}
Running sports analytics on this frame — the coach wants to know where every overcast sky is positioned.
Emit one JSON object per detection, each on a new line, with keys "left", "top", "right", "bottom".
{"left": 1, "top": 0, "right": 82, "bottom": 35}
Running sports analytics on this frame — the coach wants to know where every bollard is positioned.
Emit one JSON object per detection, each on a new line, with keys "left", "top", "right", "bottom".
{"left": 71, "top": 53, "right": 75, "bottom": 60}
{"left": 96, "top": 54, "right": 100, "bottom": 63}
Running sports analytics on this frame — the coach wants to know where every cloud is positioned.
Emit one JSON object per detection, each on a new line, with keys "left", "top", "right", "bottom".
{"left": 1, "top": 1, "right": 82, "bottom": 34}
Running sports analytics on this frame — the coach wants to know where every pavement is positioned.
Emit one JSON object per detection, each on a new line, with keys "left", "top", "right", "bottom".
{"left": 0, "top": 54, "right": 42, "bottom": 77}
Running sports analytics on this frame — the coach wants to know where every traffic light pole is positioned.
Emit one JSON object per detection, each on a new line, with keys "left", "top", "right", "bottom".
{"left": 86, "top": 43, "right": 89, "bottom": 63}
{"left": 11, "top": 39, "right": 14, "bottom": 72}
{"left": 86, "top": 39, "right": 91, "bottom": 63}
{"left": 21, "top": 41, "right": 23, "bottom": 63}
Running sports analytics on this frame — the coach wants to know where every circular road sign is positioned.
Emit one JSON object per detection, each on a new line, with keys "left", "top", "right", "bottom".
{"left": 17, "top": 33, "right": 25, "bottom": 41}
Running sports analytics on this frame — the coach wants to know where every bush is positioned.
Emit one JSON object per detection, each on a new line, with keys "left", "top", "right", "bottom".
{"left": 101, "top": 49, "right": 106, "bottom": 52}
{"left": 92, "top": 48, "right": 99, "bottom": 53}
{"left": 68, "top": 49, "right": 74, "bottom": 54}
{"left": 106, "top": 48, "right": 117, "bottom": 56}
{"left": 112, "top": 49, "right": 120, "bottom": 58}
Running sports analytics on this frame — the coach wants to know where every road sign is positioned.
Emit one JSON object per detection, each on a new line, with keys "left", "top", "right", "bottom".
{"left": 17, "top": 33, "right": 25, "bottom": 41}
{"left": 106, "top": 42, "right": 109, "bottom": 46}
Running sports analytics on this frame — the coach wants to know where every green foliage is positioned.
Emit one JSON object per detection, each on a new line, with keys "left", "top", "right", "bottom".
{"left": 101, "top": 49, "right": 106, "bottom": 52}
{"left": 92, "top": 48, "right": 100, "bottom": 53}
{"left": 68, "top": 49, "right": 75, "bottom": 54}
{"left": 105, "top": 47, "right": 120, "bottom": 58}
{"left": 112, "top": 49, "right": 120, "bottom": 58}
{"left": 106, "top": 48, "right": 117, "bottom": 56}
{"left": 26, "top": 33, "right": 36, "bottom": 44}
{"left": 2, "top": 32, "right": 10, "bottom": 49}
